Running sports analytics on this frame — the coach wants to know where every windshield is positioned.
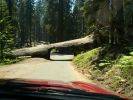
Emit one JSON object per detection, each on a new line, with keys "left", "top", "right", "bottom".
{"left": 0, "top": 0, "right": 133, "bottom": 99}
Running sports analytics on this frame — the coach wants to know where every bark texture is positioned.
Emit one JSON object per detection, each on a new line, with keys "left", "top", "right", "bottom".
{"left": 7, "top": 34, "right": 94, "bottom": 59}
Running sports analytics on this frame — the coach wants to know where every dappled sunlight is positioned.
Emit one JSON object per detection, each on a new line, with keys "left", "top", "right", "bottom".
{"left": 50, "top": 54, "right": 74, "bottom": 61}
{"left": 0, "top": 0, "right": 133, "bottom": 99}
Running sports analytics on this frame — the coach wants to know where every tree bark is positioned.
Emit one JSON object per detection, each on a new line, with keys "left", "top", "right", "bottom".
{"left": 7, "top": 34, "right": 94, "bottom": 59}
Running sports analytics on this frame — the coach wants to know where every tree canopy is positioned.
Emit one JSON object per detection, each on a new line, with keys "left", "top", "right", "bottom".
{"left": 0, "top": 0, "right": 133, "bottom": 59}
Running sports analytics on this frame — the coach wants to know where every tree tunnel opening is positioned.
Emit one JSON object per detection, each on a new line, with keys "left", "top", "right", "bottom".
{"left": 50, "top": 47, "right": 74, "bottom": 61}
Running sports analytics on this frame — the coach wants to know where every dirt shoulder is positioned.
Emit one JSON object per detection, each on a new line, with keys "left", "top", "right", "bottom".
{"left": 0, "top": 58, "right": 48, "bottom": 78}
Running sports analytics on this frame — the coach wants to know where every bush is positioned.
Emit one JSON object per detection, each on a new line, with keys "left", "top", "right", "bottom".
{"left": 73, "top": 46, "right": 133, "bottom": 97}
{"left": 0, "top": 58, "right": 23, "bottom": 65}
{"left": 117, "top": 56, "right": 133, "bottom": 82}
{"left": 73, "top": 47, "right": 101, "bottom": 68}
{"left": 105, "top": 55, "right": 133, "bottom": 97}
{"left": 129, "top": 51, "right": 133, "bottom": 56}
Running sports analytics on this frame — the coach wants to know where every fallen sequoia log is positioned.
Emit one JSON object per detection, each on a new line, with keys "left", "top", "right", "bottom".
{"left": 7, "top": 34, "right": 94, "bottom": 59}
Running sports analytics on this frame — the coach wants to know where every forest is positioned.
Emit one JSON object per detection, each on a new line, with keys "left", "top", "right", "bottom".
{"left": 0, "top": 0, "right": 133, "bottom": 98}
{"left": 0, "top": 0, "right": 133, "bottom": 59}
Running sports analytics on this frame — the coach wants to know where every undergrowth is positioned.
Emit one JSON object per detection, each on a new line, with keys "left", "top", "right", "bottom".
{"left": 0, "top": 58, "right": 24, "bottom": 65}
{"left": 73, "top": 45, "right": 133, "bottom": 98}
{"left": 73, "top": 47, "right": 101, "bottom": 68}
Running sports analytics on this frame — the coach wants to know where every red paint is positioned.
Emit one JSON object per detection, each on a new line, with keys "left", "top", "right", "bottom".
{"left": 12, "top": 79, "right": 130, "bottom": 100}
{"left": 72, "top": 81, "right": 114, "bottom": 95}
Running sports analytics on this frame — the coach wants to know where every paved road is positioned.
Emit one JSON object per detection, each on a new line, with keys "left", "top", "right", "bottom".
{"left": 0, "top": 54, "right": 91, "bottom": 82}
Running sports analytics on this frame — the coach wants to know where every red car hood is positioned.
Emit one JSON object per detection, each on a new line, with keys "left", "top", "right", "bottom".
{"left": 0, "top": 79, "right": 130, "bottom": 100}
{"left": 18, "top": 79, "right": 114, "bottom": 95}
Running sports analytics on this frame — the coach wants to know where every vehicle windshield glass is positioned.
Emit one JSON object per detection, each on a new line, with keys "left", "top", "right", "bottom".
{"left": 0, "top": 0, "right": 133, "bottom": 99}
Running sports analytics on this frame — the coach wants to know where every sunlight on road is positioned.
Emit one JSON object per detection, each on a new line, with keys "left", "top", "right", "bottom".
{"left": 0, "top": 54, "right": 91, "bottom": 83}
{"left": 50, "top": 54, "right": 74, "bottom": 60}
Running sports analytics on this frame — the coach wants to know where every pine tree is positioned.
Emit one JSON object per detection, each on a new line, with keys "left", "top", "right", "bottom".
{"left": 0, "top": 0, "right": 14, "bottom": 60}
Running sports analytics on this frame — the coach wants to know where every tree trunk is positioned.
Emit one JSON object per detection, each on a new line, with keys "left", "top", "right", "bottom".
{"left": 58, "top": 0, "right": 64, "bottom": 42}
{"left": 6, "top": 0, "right": 13, "bottom": 19}
{"left": 6, "top": 34, "right": 94, "bottom": 59}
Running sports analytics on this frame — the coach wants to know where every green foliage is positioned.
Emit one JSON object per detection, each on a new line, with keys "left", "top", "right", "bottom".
{"left": 0, "top": 0, "right": 14, "bottom": 60}
{"left": 130, "top": 52, "right": 133, "bottom": 56}
{"left": 116, "top": 55, "right": 133, "bottom": 84}
{"left": 104, "top": 55, "right": 133, "bottom": 97}
{"left": 72, "top": 0, "right": 101, "bottom": 36}
{"left": 73, "top": 46, "right": 133, "bottom": 97}
{"left": 73, "top": 0, "right": 133, "bottom": 45}
{"left": 0, "top": 17, "right": 14, "bottom": 42}
{"left": 97, "top": 60, "right": 112, "bottom": 70}
{"left": 1, "top": 0, "right": 133, "bottom": 48}
{"left": 73, "top": 48, "right": 101, "bottom": 68}
{"left": 0, "top": 58, "right": 23, "bottom": 65}
{"left": 86, "top": 25, "right": 110, "bottom": 44}
{"left": 118, "top": 56, "right": 133, "bottom": 66}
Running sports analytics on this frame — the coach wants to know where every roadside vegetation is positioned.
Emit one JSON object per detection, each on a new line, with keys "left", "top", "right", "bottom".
{"left": 0, "top": 0, "right": 133, "bottom": 97}
{"left": 73, "top": 45, "right": 133, "bottom": 97}
{"left": 0, "top": 57, "right": 26, "bottom": 65}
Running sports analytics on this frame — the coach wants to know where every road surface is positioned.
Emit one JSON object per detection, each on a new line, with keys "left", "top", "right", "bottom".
{"left": 0, "top": 54, "right": 91, "bottom": 82}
